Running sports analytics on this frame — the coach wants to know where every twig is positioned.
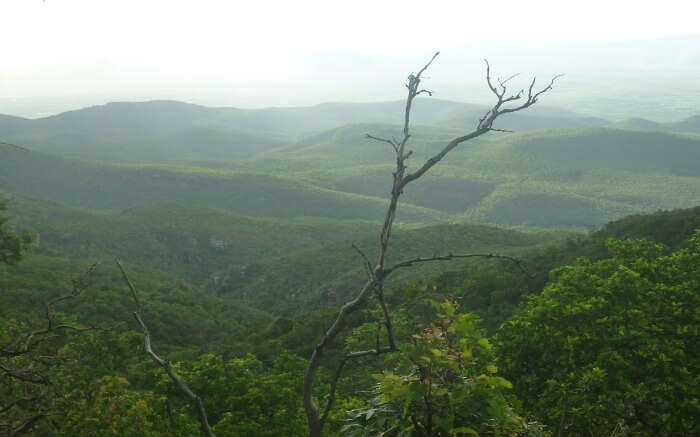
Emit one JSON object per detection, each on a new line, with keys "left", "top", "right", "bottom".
{"left": 351, "top": 243, "right": 373, "bottom": 280}
{"left": 366, "top": 134, "right": 398, "bottom": 153}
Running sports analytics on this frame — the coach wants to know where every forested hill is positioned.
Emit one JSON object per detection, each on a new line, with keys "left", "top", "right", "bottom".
{"left": 0, "top": 99, "right": 605, "bottom": 161}
{"left": 3, "top": 121, "right": 700, "bottom": 228}
{"left": 0, "top": 144, "right": 444, "bottom": 222}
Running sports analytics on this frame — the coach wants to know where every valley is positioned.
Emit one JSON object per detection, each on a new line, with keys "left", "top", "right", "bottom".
{"left": 2, "top": 96, "right": 699, "bottom": 437}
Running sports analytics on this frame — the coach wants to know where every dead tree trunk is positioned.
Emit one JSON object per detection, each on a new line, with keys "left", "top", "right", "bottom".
{"left": 302, "top": 52, "right": 561, "bottom": 437}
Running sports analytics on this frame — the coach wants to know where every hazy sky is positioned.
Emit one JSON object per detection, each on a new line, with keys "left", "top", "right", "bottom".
{"left": 2, "top": 0, "right": 699, "bottom": 116}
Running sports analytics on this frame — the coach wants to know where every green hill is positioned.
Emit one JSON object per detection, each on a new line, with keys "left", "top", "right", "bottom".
{"left": 0, "top": 143, "right": 444, "bottom": 222}
{"left": 239, "top": 125, "right": 700, "bottom": 227}
{"left": 0, "top": 99, "right": 473, "bottom": 162}
{"left": 435, "top": 107, "right": 607, "bottom": 132}
{"left": 4, "top": 106, "right": 700, "bottom": 229}
{"left": 512, "top": 128, "right": 700, "bottom": 176}
{"left": 0, "top": 101, "right": 288, "bottom": 161}
{"left": 615, "top": 114, "right": 700, "bottom": 135}
{"left": 671, "top": 114, "right": 700, "bottom": 134}
{"left": 7, "top": 197, "right": 378, "bottom": 285}
{"left": 0, "top": 99, "right": 604, "bottom": 163}
{"left": 223, "top": 222, "right": 568, "bottom": 315}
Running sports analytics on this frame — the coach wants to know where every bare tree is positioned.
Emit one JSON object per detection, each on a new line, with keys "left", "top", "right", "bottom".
{"left": 302, "top": 53, "right": 561, "bottom": 437}
{"left": 116, "top": 259, "right": 215, "bottom": 437}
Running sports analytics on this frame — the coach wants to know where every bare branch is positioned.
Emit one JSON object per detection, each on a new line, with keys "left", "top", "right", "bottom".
{"left": 416, "top": 51, "right": 440, "bottom": 79}
{"left": 115, "top": 259, "right": 141, "bottom": 312}
{"left": 366, "top": 134, "right": 398, "bottom": 153}
{"left": 0, "top": 387, "right": 48, "bottom": 416}
{"left": 376, "top": 285, "right": 396, "bottom": 350}
{"left": 402, "top": 51, "right": 440, "bottom": 144}
{"left": 320, "top": 341, "right": 398, "bottom": 424}
{"left": 403, "top": 62, "right": 560, "bottom": 189}
{"left": 400, "top": 129, "right": 487, "bottom": 188}
{"left": 320, "top": 357, "right": 347, "bottom": 424}
{"left": 1, "top": 263, "right": 109, "bottom": 359}
{"left": 116, "top": 259, "right": 215, "bottom": 437}
{"left": 499, "top": 72, "right": 520, "bottom": 87}
{"left": 351, "top": 243, "right": 373, "bottom": 280}
{"left": 484, "top": 59, "right": 501, "bottom": 97}
{"left": 9, "top": 414, "right": 50, "bottom": 437}
{"left": 384, "top": 253, "right": 533, "bottom": 278}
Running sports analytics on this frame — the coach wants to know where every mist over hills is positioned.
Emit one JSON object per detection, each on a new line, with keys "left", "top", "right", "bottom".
{"left": 615, "top": 114, "right": 700, "bottom": 135}
{"left": 2, "top": 97, "right": 700, "bottom": 315}
{"left": 0, "top": 143, "right": 444, "bottom": 222}
{"left": 0, "top": 99, "right": 610, "bottom": 162}
{"left": 2, "top": 97, "right": 700, "bottom": 230}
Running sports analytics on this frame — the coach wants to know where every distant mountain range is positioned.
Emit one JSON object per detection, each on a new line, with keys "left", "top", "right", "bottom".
{"left": 1, "top": 99, "right": 699, "bottom": 230}
{"left": 0, "top": 99, "right": 615, "bottom": 162}
{"left": 615, "top": 115, "right": 700, "bottom": 134}
{"left": 2, "top": 97, "right": 699, "bottom": 319}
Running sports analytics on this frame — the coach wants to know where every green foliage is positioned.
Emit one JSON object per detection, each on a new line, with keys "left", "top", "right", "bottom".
{"left": 0, "top": 255, "right": 272, "bottom": 357}
{"left": 230, "top": 222, "right": 557, "bottom": 315}
{"left": 497, "top": 233, "right": 700, "bottom": 436}
{"left": 343, "top": 302, "right": 546, "bottom": 436}
{"left": 407, "top": 205, "right": 700, "bottom": 332}
{"left": 0, "top": 144, "right": 443, "bottom": 222}
{"left": 9, "top": 196, "right": 377, "bottom": 284}
{"left": 0, "top": 101, "right": 288, "bottom": 162}
{"left": 165, "top": 352, "right": 308, "bottom": 436}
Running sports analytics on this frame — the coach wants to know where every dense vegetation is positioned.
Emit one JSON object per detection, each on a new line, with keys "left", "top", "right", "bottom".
{"left": 3, "top": 195, "right": 698, "bottom": 435}
{"left": 1, "top": 97, "right": 698, "bottom": 436}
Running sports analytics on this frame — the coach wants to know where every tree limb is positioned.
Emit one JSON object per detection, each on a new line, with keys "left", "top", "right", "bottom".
{"left": 116, "top": 259, "right": 215, "bottom": 437}
{"left": 9, "top": 414, "right": 49, "bottom": 437}
{"left": 366, "top": 134, "right": 398, "bottom": 153}
{"left": 351, "top": 243, "right": 373, "bottom": 280}
{"left": 383, "top": 253, "right": 533, "bottom": 278}
{"left": 0, "top": 388, "right": 48, "bottom": 416}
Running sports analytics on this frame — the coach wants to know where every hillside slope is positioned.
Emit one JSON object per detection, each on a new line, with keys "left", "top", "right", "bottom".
{"left": 0, "top": 99, "right": 604, "bottom": 162}
{"left": 7, "top": 197, "right": 378, "bottom": 284}
{"left": 224, "top": 223, "right": 568, "bottom": 315}
{"left": 240, "top": 125, "right": 700, "bottom": 227}
{"left": 0, "top": 143, "right": 443, "bottom": 222}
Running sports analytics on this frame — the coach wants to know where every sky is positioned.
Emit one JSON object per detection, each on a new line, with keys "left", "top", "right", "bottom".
{"left": 1, "top": 0, "right": 699, "bottom": 116}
